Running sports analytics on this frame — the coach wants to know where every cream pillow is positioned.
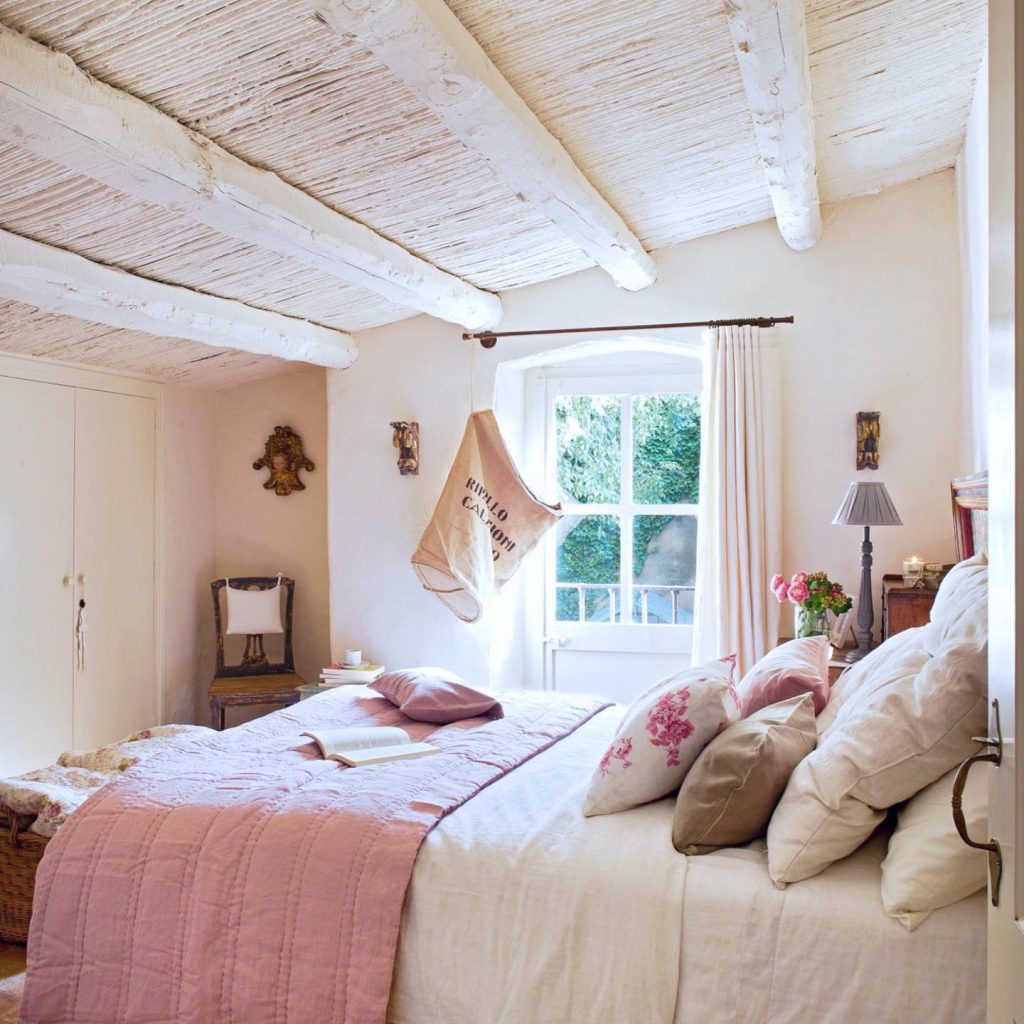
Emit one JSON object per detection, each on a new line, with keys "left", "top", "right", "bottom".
{"left": 881, "top": 763, "right": 989, "bottom": 930}
{"left": 673, "top": 694, "right": 816, "bottom": 855}
{"left": 583, "top": 657, "right": 740, "bottom": 817}
{"left": 814, "top": 628, "right": 928, "bottom": 737}
{"left": 767, "top": 556, "right": 988, "bottom": 886}
{"left": 921, "top": 554, "right": 989, "bottom": 654}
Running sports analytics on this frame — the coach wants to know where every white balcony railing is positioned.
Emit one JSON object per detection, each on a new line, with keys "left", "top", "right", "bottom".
{"left": 555, "top": 582, "right": 695, "bottom": 625}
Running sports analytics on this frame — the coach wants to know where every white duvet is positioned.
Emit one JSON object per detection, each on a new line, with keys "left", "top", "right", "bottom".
{"left": 390, "top": 707, "right": 985, "bottom": 1024}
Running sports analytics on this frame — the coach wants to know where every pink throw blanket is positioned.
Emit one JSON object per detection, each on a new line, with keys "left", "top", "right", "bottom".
{"left": 20, "top": 688, "right": 608, "bottom": 1024}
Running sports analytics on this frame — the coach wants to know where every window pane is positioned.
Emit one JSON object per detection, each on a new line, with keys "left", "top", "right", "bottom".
{"left": 555, "top": 514, "right": 620, "bottom": 622}
{"left": 632, "top": 393, "right": 701, "bottom": 504}
{"left": 556, "top": 395, "right": 621, "bottom": 503}
{"left": 632, "top": 515, "right": 696, "bottom": 624}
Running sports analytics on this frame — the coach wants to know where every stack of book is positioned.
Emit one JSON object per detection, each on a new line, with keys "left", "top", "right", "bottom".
{"left": 319, "top": 662, "right": 385, "bottom": 687}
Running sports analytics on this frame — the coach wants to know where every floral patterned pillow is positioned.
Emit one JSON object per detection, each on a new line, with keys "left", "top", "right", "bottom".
{"left": 57, "top": 724, "right": 213, "bottom": 773}
{"left": 583, "top": 656, "right": 740, "bottom": 817}
{"left": 0, "top": 765, "right": 111, "bottom": 837}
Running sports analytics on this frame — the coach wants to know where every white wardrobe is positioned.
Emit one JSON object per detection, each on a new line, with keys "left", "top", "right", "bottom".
{"left": 0, "top": 369, "right": 157, "bottom": 778}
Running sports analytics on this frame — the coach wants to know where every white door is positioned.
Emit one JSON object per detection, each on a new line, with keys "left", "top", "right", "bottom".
{"left": 0, "top": 375, "right": 75, "bottom": 777}
{"left": 72, "top": 388, "right": 156, "bottom": 749}
{"left": 536, "top": 367, "right": 703, "bottom": 703}
{"left": 986, "top": 1, "right": 1024, "bottom": 1017}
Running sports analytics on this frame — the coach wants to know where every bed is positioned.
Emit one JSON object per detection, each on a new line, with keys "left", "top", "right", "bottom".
{"left": 16, "top": 482, "right": 988, "bottom": 1024}
{"left": 392, "top": 706, "right": 984, "bottom": 1024}
{"left": 18, "top": 695, "right": 987, "bottom": 1024}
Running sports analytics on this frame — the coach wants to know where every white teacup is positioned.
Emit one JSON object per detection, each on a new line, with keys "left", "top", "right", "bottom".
{"left": 343, "top": 649, "right": 362, "bottom": 667}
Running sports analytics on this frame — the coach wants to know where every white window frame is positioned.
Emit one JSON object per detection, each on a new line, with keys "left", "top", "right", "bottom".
{"left": 536, "top": 366, "right": 702, "bottom": 657}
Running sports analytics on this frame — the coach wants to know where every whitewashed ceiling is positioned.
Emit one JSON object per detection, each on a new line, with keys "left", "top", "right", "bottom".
{"left": 0, "top": 0, "right": 986, "bottom": 389}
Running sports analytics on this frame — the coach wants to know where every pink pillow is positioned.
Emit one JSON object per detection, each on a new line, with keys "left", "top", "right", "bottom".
{"left": 371, "top": 667, "right": 503, "bottom": 723}
{"left": 583, "top": 656, "right": 740, "bottom": 817}
{"left": 736, "top": 636, "right": 830, "bottom": 717}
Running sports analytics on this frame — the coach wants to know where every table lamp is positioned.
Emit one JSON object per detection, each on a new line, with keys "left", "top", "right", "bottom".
{"left": 832, "top": 481, "right": 902, "bottom": 663}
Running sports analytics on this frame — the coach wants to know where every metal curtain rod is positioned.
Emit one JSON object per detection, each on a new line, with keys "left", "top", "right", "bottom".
{"left": 463, "top": 315, "right": 794, "bottom": 348}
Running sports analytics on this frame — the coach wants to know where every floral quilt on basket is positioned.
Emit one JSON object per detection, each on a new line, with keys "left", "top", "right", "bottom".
{"left": 0, "top": 725, "right": 213, "bottom": 837}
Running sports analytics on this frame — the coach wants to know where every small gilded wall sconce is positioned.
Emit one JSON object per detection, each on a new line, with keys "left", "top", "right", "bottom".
{"left": 253, "top": 425, "right": 315, "bottom": 496}
{"left": 390, "top": 421, "right": 420, "bottom": 475}
{"left": 856, "top": 411, "right": 880, "bottom": 471}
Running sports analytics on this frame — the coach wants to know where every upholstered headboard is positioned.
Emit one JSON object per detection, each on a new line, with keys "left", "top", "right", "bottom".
{"left": 951, "top": 472, "right": 989, "bottom": 560}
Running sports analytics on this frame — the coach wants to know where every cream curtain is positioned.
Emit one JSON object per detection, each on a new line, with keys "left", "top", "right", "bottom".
{"left": 692, "top": 324, "right": 781, "bottom": 675}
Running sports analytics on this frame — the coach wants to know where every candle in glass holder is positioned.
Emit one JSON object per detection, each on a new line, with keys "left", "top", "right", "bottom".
{"left": 902, "top": 556, "right": 925, "bottom": 585}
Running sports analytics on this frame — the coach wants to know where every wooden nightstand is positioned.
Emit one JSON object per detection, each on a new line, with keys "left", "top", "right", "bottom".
{"left": 881, "top": 574, "right": 937, "bottom": 641}
{"left": 827, "top": 647, "right": 854, "bottom": 685}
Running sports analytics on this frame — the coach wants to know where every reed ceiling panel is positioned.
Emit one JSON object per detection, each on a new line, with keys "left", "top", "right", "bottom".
{"left": 0, "top": 0, "right": 591, "bottom": 290}
{"left": 0, "top": 0, "right": 987, "bottom": 387}
{"left": 808, "top": 0, "right": 985, "bottom": 200}
{"left": 446, "top": 0, "right": 774, "bottom": 249}
{"left": 0, "top": 143, "right": 415, "bottom": 332}
{"left": 0, "top": 299, "right": 288, "bottom": 389}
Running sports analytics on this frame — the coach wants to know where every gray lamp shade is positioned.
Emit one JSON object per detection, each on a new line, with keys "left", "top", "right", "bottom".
{"left": 832, "top": 481, "right": 903, "bottom": 526}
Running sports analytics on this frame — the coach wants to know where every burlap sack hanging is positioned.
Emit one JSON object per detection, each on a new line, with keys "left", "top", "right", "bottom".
{"left": 412, "top": 410, "right": 561, "bottom": 622}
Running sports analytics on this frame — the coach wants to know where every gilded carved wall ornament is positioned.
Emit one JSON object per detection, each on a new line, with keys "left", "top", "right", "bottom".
{"left": 253, "top": 426, "right": 315, "bottom": 496}
{"left": 856, "top": 411, "right": 880, "bottom": 471}
{"left": 390, "top": 420, "right": 420, "bottom": 475}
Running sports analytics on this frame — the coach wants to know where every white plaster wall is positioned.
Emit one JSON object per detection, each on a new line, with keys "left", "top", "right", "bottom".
{"left": 163, "top": 367, "right": 333, "bottom": 727}
{"left": 162, "top": 387, "right": 217, "bottom": 723}
{"left": 956, "top": 52, "right": 989, "bottom": 474}
{"left": 214, "top": 366, "right": 331, "bottom": 693}
{"left": 328, "top": 171, "right": 963, "bottom": 685}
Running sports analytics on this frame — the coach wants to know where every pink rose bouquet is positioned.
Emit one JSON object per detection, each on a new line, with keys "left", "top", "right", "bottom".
{"left": 771, "top": 570, "right": 853, "bottom": 636}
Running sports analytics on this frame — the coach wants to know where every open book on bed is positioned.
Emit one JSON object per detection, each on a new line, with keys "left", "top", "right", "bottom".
{"left": 302, "top": 726, "right": 439, "bottom": 767}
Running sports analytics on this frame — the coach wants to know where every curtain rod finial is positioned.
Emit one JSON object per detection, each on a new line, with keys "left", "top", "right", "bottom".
{"left": 461, "top": 330, "right": 497, "bottom": 348}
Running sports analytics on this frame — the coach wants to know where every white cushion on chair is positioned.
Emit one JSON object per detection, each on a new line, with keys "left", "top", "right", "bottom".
{"left": 225, "top": 582, "right": 283, "bottom": 636}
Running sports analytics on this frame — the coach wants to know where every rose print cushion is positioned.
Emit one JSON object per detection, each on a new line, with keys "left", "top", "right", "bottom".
{"left": 583, "top": 656, "right": 740, "bottom": 817}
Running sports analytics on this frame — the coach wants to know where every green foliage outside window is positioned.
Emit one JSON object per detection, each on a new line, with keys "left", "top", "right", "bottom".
{"left": 554, "top": 393, "right": 701, "bottom": 621}
{"left": 632, "top": 394, "right": 701, "bottom": 504}
{"left": 555, "top": 394, "right": 621, "bottom": 503}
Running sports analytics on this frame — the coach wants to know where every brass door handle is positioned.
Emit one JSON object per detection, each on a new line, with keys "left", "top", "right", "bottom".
{"left": 951, "top": 698, "right": 1002, "bottom": 906}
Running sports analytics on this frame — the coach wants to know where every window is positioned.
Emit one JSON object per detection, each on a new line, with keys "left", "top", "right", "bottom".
{"left": 544, "top": 371, "right": 701, "bottom": 630}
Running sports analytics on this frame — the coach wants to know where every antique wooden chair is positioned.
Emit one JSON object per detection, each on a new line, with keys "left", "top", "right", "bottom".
{"left": 208, "top": 576, "right": 304, "bottom": 730}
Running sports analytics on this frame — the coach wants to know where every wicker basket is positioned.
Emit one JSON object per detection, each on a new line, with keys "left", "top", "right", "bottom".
{"left": 0, "top": 805, "right": 50, "bottom": 944}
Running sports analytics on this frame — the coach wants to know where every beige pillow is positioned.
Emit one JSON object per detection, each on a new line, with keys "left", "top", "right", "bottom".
{"left": 767, "top": 556, "right": 988, "bottom": 886}
{"left": 672, "top": 694, "right": 816, "bottom": 855}
{"left": 881, "top": 763, "right": 989, "bottom": 930}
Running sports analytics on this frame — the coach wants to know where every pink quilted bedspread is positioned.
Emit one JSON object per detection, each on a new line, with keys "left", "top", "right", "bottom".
{"left": 20, "top": 688, "right": 608, "bottom": 1024}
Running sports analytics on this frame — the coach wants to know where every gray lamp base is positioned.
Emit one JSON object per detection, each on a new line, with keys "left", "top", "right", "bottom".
{"left": 844, "top": 640, "right": 872, "bottom": 664}
{"left": 844, "top": 525, "right": 876, "bottom": 665}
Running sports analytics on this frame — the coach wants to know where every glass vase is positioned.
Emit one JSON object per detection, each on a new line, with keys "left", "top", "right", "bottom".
{"left": 794, "top": 606, "right": 830, "bottom": 639}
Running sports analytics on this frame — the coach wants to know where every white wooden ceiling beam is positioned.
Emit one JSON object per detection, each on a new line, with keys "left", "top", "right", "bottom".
{"left": 313, "top": 0, "right": 657, "bottom": 291}
{"left": 0, "top": 23, "right": 501, "bottom": 330}
{"left": 723, "top": 0, "right": 822, "bottom": 250}
{"left": 0, "top": 228, "right": 358, "bottom": 370}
